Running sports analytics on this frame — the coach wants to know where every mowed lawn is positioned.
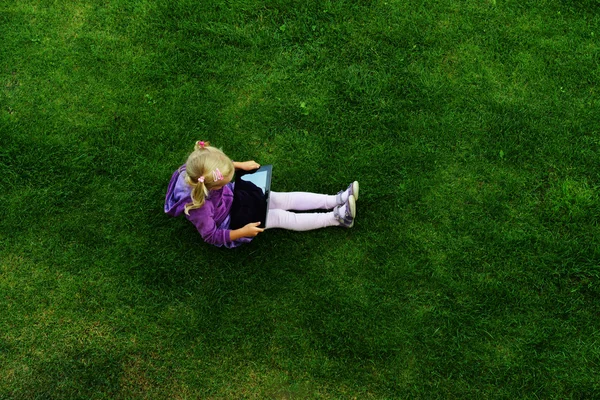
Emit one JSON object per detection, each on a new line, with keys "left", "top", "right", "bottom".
{"left": 1, "top": 0, "right": 599, "bottom": 398}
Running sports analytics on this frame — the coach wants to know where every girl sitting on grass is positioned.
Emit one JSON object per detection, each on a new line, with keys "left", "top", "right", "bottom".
{"left": 164, "top": 141, "right": 359, "bottom": 248}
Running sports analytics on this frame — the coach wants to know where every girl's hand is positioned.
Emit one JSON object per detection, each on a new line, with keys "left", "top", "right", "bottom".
{"left": 229, "top": 222, "right": 264, "bottom": 241}
{"left": 243, "top": 222, "right": 264, "bottom": 237}
{"left": 235, "top": 160, "right": 261, "bottom": 171}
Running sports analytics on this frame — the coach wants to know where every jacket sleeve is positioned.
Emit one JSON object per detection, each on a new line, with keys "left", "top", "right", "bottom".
{"left": 186, "top": 206, "right": 231, "bottom": 247}
{"left": 186, "top": 206, "right": 251, "bottom": 248}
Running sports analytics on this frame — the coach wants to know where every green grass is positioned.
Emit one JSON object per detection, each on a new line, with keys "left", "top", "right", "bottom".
{"left": 1, "top": 0, "right": 599, "bottom": 398}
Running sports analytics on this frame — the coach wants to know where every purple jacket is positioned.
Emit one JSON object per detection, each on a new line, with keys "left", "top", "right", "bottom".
{"left": 164, "top": 166, "right": 251, "bottom": 248}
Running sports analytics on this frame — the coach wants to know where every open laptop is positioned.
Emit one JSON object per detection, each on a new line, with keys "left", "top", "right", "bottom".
{"left": 230, "top": 165, "right": 273, "bottom": 229}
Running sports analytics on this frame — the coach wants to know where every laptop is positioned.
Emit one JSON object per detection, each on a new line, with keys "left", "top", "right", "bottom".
{"left": 230, "top": 165, "right": 273, "bottom": 229}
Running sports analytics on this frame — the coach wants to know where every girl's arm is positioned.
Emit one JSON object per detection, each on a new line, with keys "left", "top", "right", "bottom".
{"left": 230, "top": 222, "right": 264, "bottom": 240}
{"left": 233, "top": 161, "right": 260, "bottom": 171}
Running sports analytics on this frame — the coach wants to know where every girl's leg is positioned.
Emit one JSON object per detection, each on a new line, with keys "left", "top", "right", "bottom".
{"left": 264, "top": 189, "right": 357, "bottom": 231}
{"left": 265, "top": 209, "right": 338, "bottom": 231}
{"left": 269, "top": 191, "right": 338, "bottom": 211}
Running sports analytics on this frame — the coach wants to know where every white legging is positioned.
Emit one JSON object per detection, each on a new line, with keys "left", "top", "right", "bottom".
{"left": 264, "top": 192, "right": 339, "bottom": 231}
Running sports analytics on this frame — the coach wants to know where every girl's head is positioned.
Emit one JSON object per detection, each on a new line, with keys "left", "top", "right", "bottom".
{"left": 184, "top": 141, "right": 234, "bottom": 215}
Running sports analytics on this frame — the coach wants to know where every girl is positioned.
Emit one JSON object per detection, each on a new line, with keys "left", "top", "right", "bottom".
{"left": 164, "top": 141, "right": 359, "bottom": 248}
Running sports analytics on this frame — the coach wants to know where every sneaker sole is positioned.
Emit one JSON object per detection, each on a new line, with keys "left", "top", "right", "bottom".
{"left": 352, "top": 181, "right": 359, "bottom": 202}
{"left": 348, "top": 195, "right": 356, "bottom": 228}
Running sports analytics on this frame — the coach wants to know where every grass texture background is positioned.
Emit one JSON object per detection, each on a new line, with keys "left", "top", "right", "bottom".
{"left": 1, "top": 0, "right": 599, "bottom": 398}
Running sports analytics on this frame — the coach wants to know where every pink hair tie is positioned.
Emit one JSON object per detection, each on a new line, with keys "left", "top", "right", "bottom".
{"left": 198, "top": 176, "right": 205, "bottom": 183}
{"left": 212, "top": 168, "right": 224, "bottom": 182}
{"left": 197, "top": 141, "right": 206, "bottom": 149}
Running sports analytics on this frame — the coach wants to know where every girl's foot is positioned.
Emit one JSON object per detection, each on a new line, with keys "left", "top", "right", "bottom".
{"left": 336, "top": 181, "right": 359, "bottom": 205}
{"left": 334, "top": 195, "right": 356, "bottom": 228}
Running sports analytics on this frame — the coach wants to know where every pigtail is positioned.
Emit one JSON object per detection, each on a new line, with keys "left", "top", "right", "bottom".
{"left": 184, "top": 175, "right": 209, "bottom": 215}
{"left": 195, "top": 141, "right": 210, "bottom": 151}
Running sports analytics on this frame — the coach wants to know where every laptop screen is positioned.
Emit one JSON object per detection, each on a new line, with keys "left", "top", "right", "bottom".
{"left": 240, "top": 170, "right": 268, "bottom": 193}
{"left": 230, "top": 165, "right": 273, "bottom": 230}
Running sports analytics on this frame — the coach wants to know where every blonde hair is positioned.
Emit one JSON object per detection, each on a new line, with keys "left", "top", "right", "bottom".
{"left": 184, "top": 141, "right": 234, "bottom": 215}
